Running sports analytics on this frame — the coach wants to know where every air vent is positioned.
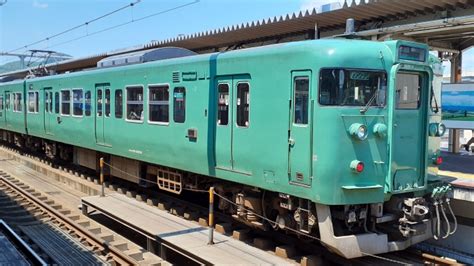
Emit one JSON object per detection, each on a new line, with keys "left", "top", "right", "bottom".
{"left": 172, "top": 71, "right": 180, "bottom": 83}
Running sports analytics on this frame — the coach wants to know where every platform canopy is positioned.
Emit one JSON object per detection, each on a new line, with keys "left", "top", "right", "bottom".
{"left": 1, "top": 0, "right": 474, "bottom": 80}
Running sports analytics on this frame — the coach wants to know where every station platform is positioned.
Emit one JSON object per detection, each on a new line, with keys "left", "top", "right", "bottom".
{"left": 81, "top": 193, "right": 294, "bottom": 265}
{"left": 439, "top": 151, "right": 474, "bottom": 203}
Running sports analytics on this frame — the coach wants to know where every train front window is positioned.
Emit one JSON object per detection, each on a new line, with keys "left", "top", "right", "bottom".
{"left": 396, "top": 73, "right": 421, "bottom": 109}
{"left": 319, "top": 69, "right": 386, "bottom": 107}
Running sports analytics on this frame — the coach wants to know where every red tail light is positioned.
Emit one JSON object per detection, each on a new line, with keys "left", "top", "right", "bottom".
{"left": 356, "top": 162, "right": 364, "bottom": 173}
{"left": 435, "top": 156, "right": 443, "bottom": 165}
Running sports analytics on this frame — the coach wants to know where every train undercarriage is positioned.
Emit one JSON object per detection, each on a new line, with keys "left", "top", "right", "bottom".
{"left": 0, "top": 130, "right": 455, "bottom": 258}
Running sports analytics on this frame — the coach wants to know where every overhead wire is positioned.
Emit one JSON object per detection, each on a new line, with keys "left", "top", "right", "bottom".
{"left": 7, "top": 0, "right": 142, "bottom": 53}
{"left": 46, "top": 0, "right": 199, "bottom": 50}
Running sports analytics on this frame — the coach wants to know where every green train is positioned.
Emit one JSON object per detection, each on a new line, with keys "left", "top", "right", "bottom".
{"left": 0, "top": 39, "right": 452, "bottom": 258}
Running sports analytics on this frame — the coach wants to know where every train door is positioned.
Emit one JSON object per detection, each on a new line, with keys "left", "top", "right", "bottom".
{"left": 391, "top": 71, "right": 426, "bottom": 190}
{"left": 43, "top": 87, "right": 54, "bottom": 135}
{"left": 95, "top": 84, "right": 109, "bottom": 145}
{"left": 215, "top": 77, "right": 233, "bottom": 169}
{"left": 288, "top": 71, "right": 313, "bottom": 186}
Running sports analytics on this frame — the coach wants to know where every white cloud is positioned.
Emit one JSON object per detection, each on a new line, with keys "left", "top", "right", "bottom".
{"left": 300, "top": 0, "right": 346, "bottom": 12}
{"left": 33, "top": 0, "right": 48, "bottom": 9}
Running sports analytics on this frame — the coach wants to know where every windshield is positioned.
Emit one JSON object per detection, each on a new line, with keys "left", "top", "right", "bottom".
{"left": 319, "top": 69, "right": 387, "bottom": 106}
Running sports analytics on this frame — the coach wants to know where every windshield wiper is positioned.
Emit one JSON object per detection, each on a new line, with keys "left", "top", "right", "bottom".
{"left": 431, "top": 86, "right": 440, "bottom": 114}
{"left": 360, "top": 90, "right": 378, "bottom": 114}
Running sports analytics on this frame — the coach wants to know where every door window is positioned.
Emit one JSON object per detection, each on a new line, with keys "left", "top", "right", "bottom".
{"left": 54, "top": 92, "right": 59, "bottom": 114}
{"left": 217, "top": 84, "right": 229, "bottom": 126}
{"left": 294, "top": 77, "right": 309, "bottom": 125}
{"left": 396, "top": 73, "right": 421, "bottom": 109}
{"left": 105, "top": 89, "right": 111, "bottom": 117}
{"left": 97, "top": 90, "right": 103, "bottom": 117}
{"left": 236, "top": 83, "right": 249, "bottom": 127}
{"left": 5, "top": 93, "right": 10, "bottom": 110}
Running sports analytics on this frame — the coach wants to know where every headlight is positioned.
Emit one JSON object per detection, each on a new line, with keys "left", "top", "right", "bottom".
{"left": 429, "top": 123, "right": 446, "bottom": 137}
{"left": 437, "top": 123, "right": 446, "bottom": 137}
{"left": 349, "top": 123, "right": 368, "bottom": 140}
{"left": 373, "top": 123, "right": 387, "bottom": 138}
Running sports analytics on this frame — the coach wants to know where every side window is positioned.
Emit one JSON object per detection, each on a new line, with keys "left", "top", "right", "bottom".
{"left": 97, "top": 89, "right": 103, "bottom": 117}
{"left": 126, "top": 86, "right": 143, "bottom": 121}
{"left": 149, "top": 85, "right": 169, "bottom": 123}
{"left": 85, "top": 91, "right": 91, "bottom": 116}
{"left": 217, "top": 84, "right": 229, "bottom": 125}
{"left": 173, "top": 87, "right": 185, "bottom": 123}
{"left": 61, "top": 90, "right": 71, "bottom": 115}
{"left": 236, "top": 83, "right": 250, "bottom": 127}
{"left": 28, "top": 91, "right": 39, "bottom": 113}
{"left": 13, "top": 93, "right": 22, "bottom": 112}
{"left": 115, "top": 89, "right": 123, "bottom": 118}
{"left": 105, "top": 89, "right": 111, "bottom": 117}
{"left": 294, "top": 77, "right": 309, "bottom": 125}
{"left": 73, "top": 89, "right": 83, "bottom": 116}
{"left": 55, "top": 92, "right": 59, "bottom": 114}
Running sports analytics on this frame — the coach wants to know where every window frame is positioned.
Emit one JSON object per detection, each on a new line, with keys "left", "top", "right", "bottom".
{"left": 125, "top": 84, "right": 145, "bottom": 124}
{"left": 235, "top": 81, "right": 250, "bottom": 128}
{"left": 318, "top": 68, "right": 388, "bottom": 108}
{"left": 217, "top": 82, "right": 230, "bottom": 126}
{"left": 27, "top": 91, "right": 39, "bottom": 114}
{"left": 60, "top": 89, "right": 71, "bottom": 116}
{"left": 147, "top": 83, "right": 170, "bottom": 125}
{"left": 72, "top": 88, "right": 84, "bottom": 117}
{"left": 13, "top": 92, "right": 23, "bottom": 113}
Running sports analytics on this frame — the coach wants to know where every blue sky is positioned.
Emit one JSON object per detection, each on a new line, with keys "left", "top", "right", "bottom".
{"left": 0, "top": 0, "right": 472, "bottom": 76}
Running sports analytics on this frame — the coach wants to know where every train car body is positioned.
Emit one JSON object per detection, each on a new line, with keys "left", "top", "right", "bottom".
{"left": 0, "top": 39, "right": 452, "bottom": 258}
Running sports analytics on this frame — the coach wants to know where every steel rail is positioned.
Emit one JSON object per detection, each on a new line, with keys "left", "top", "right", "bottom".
{"left": 0, "top": 171, "right": 137, "bottom": 265}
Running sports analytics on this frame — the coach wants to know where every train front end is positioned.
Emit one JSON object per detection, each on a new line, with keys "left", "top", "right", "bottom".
{"left": 313, "top": 40, "right": 452, "bottom": 258}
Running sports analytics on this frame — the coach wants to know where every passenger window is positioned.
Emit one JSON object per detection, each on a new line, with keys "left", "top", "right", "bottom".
{"left": 0, "top": 96, "right": 3, "bottom": 116}
{"left": 126, "top": 86, "right": 143, "bottom": 121}
{"left": 396, "top": 73, "right": 421, "bottom": 109}
{"left": 13, "top": 93, "right": 22, "bottom": 112}
{"left": 85, "top": 91, "right": 91, "bottom": 116}
{"left": 236, "top": 83, "right": 250, "bottom": 127}
{"left": 55, "top": 92, "right": 59, "bottom": 114}
{"left": 217, "top": 84, "right": 229, "bottom": 125}
{"left": 73, "top": 89, "right": 83, "bottom": 116}
{"left": 61, "top": 90, "right": 71, "bottom": 115}
{"left": 115, "top": 89, "right": 123, "bottom": 118}
{"left": 294, "top": 77, "right": 309, "bottom": 125}
{"left": 173, "top": 87, "right": 185, "bottom": 123}
{"left": 105, "top": 89, "right": 111, "bottom": 117}
{"left": 149, "top": 85, "right": 169, "bottom": 123}
{"left": 28, "top": 91, "right": 39, "bottom": 113}
{"left": 97, "top": 90, "right": 103, "bottom": 117}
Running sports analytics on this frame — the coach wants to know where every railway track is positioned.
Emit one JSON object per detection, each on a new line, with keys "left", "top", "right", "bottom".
{"left": 0, "top": 169, "right": 164, "bottom": 265}
{"left": 0, "top": 144, "right": 463, "bottom": 265}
